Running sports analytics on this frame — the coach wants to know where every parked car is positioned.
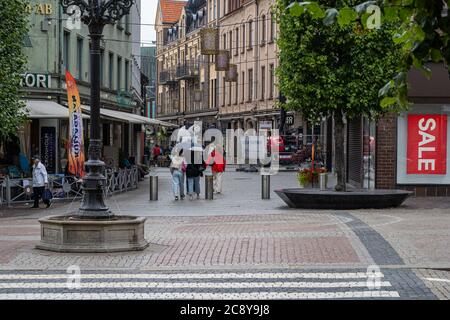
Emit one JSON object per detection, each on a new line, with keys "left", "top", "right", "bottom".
{"left": 267, "top": 135, "right": 301, "bottom": 165}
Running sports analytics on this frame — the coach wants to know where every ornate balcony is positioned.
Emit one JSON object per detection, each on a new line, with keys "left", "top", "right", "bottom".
{"left": 176, "top": 61, "right": 200, "bottom": 80}
{"left": 159, "top": 69, "right": 178, "bottom": 86}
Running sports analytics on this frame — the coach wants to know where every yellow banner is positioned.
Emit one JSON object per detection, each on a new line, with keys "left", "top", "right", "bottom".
{"left": 66, "top": 71, "right": 85, "bottom": 177}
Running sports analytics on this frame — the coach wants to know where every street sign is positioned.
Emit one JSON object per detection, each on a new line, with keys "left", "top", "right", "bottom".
{"left": 117, "top": 90, "right": 133, "bottom": 108}
{"left": 259, "top": 121, "right": 272, "bottom": 130}
{"left": 286, "top": 115, "right": 295, "bottom": 126}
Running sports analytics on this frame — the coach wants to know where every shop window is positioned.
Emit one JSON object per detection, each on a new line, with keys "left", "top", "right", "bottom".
{"left": 363, "top": 118, "right": 376, "bottom": 189}
{"left": 63, "top": 31, "right": 70, "bottom": 72}
{"left": 109, "top": 52, "right": 114, "bottom": 89}
{"left": 76, "top": 38, "right": 83, "bottom": 80}
{"left": 261, "top": 15, "right": 266, "bottom": 45}
{"left": 248, "top": 69, "right": 253, "bottom": 101}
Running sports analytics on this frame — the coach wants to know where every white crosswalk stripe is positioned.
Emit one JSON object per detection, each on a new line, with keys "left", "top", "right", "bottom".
{"left": 0, "top": 271, "right": 400, "bottom": 300}
{"left": 0, "top": 272, "right": 383, "bottom": 280}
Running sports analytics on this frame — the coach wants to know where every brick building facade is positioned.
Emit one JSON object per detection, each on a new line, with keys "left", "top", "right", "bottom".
{"left": 375, "top": 63, "right": 450, "bottom": 197}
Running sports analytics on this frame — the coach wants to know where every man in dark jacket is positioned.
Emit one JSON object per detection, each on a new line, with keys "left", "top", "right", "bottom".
{"left": 186, "top": 150, "right": 205, "bottom": 200}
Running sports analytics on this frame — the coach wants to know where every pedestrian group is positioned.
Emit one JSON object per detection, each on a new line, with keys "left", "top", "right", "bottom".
{"left": 169, "top": 141, "right": 226, "bottom": 201}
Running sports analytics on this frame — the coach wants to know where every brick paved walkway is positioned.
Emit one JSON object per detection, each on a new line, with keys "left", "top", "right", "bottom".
{"left": 0, "top": 170, "right": 449, "bottom": 299}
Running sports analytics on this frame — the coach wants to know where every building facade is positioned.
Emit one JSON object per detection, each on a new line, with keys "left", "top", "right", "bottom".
{"left": 155, "top": 0, "right": 309, "bottom": 134}
{"left": 216, "top": 0, "right": 279, "bottom": 132}
{"left": 141, "top": 46, "right": 157, "bottom": 118}
{"left": 19, "top": 0, "right": 147, "bottom": 173}
{"left": 156, "top": 0, "right": 216, "bottom": 128}
{"left": 375, "top": 63, "right": 450, "bottom": 196}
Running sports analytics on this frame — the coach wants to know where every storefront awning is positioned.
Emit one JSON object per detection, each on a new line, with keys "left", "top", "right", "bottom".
{"left": 24, "top": 100, "right": 89, "bottom": 119}
{"left": 81, "top": 105, "right": 177, "bottom": 127}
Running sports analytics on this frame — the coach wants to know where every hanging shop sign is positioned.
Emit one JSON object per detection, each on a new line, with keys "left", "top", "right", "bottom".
{"left": 40, "top": 126, "right": 56, "bottom": 174}
{"left": 225, "top": 64, "right": 238, "bottom": 82}
{"left": 407, "top": 114, "right": 447, "bottom": 175}
{"left": 216, "top": 50, "right": 230, "bottom": 71}
{"left": 194, "top": 90, "right": 203, "bottom": 102}
{"left": 21, "top": 73, "right": 51, "bottom": 88}
{"left": 66, "top": 71, "right": 86, "bottom": 178}
{"left": 200, "top": 28, "right": 220, "bottom": 55}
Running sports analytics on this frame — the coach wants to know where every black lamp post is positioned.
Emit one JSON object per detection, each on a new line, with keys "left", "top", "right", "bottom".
{"left": 61, "top": 0, "right": 134, "bottom": 218}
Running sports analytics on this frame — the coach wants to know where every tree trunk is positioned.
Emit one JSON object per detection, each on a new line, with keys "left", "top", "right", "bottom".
{"left": 334, "top": 111, "right": 346, "bottom": 192}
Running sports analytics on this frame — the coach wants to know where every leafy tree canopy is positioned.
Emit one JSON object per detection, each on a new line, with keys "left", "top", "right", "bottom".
{"left": 274, "top": 0, "right": 404, "bottom": 122}
{"left": 283, "top": 0, "right": 450, "bottom": 108}
{"left": 0, "top": 0, "right": 28, "bottom": 141}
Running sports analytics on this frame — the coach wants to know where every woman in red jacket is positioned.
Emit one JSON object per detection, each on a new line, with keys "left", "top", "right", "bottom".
{"left": 206, "top": 147, "right": 226, "bottom": 194}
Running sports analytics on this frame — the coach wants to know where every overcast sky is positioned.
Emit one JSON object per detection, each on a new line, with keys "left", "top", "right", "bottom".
{"left": 141, "top": 0, "right": 158, "bottom": 46}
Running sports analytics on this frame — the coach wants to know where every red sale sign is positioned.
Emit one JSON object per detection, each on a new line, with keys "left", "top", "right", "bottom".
{"left": 407, "top": 115, "right": 447, "bottom": 175}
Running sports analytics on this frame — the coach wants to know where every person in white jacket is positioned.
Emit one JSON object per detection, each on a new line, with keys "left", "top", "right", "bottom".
{"left": 31, "top": 155, "right": 50, "bottom": 208}
{"left": 170, "top": 148, "right": 186, "bottom": 201}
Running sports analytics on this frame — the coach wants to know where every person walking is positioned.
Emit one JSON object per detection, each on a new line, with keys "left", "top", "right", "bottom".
{"left": 170, "top": 149, "right": 186, "bottom": 201}
{"left": 152, "top": 144, "right": 161, "bottom": 167}
{"left": 206, "top": 144, "right": 226, "bottom": 194}
{"left": 186, "top": 150, "right": 205, "bottom": 200}
{"left": 31, "top": 155, "right": 50, "bottom": 208}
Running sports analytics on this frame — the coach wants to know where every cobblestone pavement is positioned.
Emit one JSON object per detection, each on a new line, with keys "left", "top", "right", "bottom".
{"left": 0, "top": 169, "right": 449, "bottom": 299}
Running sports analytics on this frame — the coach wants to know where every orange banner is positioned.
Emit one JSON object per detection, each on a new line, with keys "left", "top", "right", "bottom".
{"left": 66, "top": 71, "right": 85, "bottom": 177}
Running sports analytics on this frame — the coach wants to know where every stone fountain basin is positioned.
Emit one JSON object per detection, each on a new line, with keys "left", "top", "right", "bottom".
{"left": 36, "top": 215, "right": 149, "bottom": 253}
{"left": 274, "top": 189, "right": 412, "bottom": 210}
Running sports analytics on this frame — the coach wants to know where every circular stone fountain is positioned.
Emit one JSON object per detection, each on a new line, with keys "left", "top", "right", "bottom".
{"left": 36, "top": 215, "right": 149, "bottom": 253}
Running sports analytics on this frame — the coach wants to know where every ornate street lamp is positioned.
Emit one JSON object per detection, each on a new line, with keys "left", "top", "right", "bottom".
{"left": 37, "top": 0, "right": 148, "bottom": 253}
{"left": 61, "top": 0, "right": 134, "bottom": 218}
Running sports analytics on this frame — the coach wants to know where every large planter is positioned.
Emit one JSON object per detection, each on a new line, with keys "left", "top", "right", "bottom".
{"left": 275, "top": 189, "right": 412, "bottom": 210}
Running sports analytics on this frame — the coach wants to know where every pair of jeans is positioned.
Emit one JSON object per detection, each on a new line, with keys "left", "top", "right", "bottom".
{"left": 171, "top": 169, "right": 185, "bottom": 198}
{"left": 32, "top": 186, "right": 49, "bottom": 207}
{"left": 187, "top": 176, "right": 200, "bottom": 195}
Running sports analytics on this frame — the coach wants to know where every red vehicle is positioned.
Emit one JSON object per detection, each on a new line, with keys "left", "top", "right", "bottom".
{"left": 267, "top": 136, "right": 285, "bottom": 153}
{"left": 267, "top": 135, "right": 300, "bottom": 165}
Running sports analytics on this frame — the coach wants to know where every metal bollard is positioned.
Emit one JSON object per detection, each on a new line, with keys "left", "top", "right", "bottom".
{"left": 319, "top": 173, "right": 328, "bottom": 190}
{"left": 205, "top": 175, "right": 214, "bottom": 200}
{"left": 261, "top": 174, "right": 271, "bottom": 199}
{"left": 5, "top": 177, "right": 11, "bottom": 207}
{"left": 149, "top": 175, "right": 158, "bottom": 201}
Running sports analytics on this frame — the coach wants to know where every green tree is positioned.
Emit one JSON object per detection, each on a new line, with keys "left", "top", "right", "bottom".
{"left": 284, "top": 0, "right": 450, "bottom": 106}
{"left": 274, "top": 0, "right": 403, "bottom": 191}
{"left": 0, "top": 0, "right": 29, "bottom": 141}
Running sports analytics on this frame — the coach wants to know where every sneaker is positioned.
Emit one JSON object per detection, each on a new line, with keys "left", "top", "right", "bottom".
{"left": 196, "top": 194, "right": 200, "bottom": 200}
{"left": 46, "top": 202, "right": 52, "bottom": 209}
{"left": 189, "top": 194, "right": 194, "bottom": 201}
{"left": 175, "top": 196, "right": 179, "bottom": 201}
{"left": 180, "top": 195, "right": 185, "bottom": 200}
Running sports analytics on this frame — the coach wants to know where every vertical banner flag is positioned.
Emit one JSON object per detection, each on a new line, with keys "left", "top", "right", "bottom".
{"left": 407, "top": 114, "right": 447, "bottom": 175}
{"left": 66, "top": 71, "right": 85, "bottom": 177}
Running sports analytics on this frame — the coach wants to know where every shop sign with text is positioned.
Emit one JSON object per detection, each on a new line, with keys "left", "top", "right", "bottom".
{"left": 21, "top": 73, "right": 52, "bottom": 88}
{"left": 24, "top": 3, "right": 53, "bottom": 15}
{"left": 407, "top": 114, "right": 447, "bottom": 175}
